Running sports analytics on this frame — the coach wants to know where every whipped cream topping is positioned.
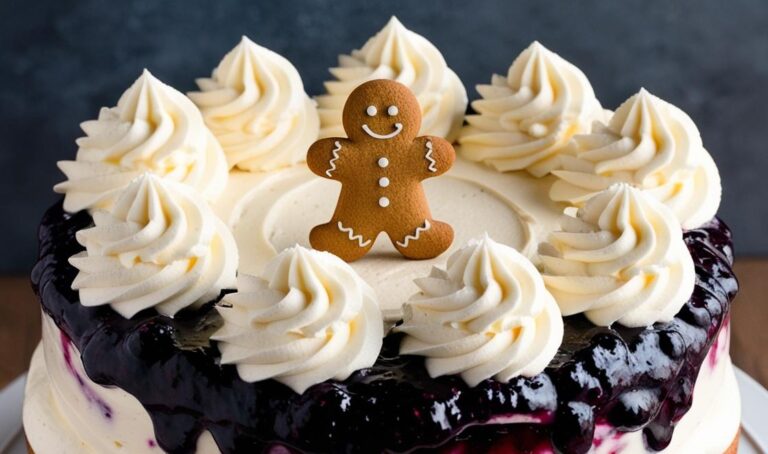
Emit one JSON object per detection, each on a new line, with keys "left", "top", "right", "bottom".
{"left": 189, "top": 36, "right": 319, "bottom": 171}
{"left": 397, "top": 236, "right": 563, "bottom": 387}
{"left": 69, "top": 173, "right": 238, "bottom": 318}
{"left": 541, "top": 183, "right": 695, "bottom": 327}
{"left": 550, "top": 88, "right": 722, "bottom": 229}
{"left": 55, "top": 70, "right": 228, "bottom": 213}
{"left": 459, "top": 41, "right": 604, "bottom": 177}
{"left": 316, "top": 16, "right": 467, "bottom": 141}
{"left": 213, "top": 245, "right": 383, "bottom": 393}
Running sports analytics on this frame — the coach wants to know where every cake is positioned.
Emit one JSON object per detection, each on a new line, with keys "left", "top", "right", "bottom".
{"left": 23, "top": 17, "right": 740, "bottom": 454}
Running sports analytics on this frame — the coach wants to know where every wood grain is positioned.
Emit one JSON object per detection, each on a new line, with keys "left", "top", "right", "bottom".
{"left": 0, "top": 276, "right": 41, "bottom": 389}
{"left": 1, "top": 260, "right": 766, "bottom": 390}
{"left": 731, "top": 259, "right": 768, "bottom": 390}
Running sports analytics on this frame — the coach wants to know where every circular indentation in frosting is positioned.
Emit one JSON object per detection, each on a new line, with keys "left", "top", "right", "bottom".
{"left": 227, "top": 160, "right": 544, "bottom": 319}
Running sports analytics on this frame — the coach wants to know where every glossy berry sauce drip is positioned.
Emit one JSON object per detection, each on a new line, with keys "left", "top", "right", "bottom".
{"left": 31, "top": 201, "right": 737, "bottom": 454}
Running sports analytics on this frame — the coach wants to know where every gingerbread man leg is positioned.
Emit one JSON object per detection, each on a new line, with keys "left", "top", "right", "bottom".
{"left": 388, "top": 218, "right": 454, "bottom": 260}
{"left": 310, "top": 219, "right": 378, "bottom": 262}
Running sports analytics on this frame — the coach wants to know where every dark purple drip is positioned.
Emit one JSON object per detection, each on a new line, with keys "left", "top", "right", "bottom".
{"left": 31, "top": 200, "right": 737, "bottom": 454}
{"left": 60, "top": 330, "right": 113, "bottom": 420}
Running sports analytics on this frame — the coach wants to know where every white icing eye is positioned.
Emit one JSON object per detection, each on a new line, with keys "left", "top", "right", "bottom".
{"left": 387, "top": 105, "right": 399, "bottom": 116}
{"left": 366, "top": 105, "right": 377, "bottom": 117}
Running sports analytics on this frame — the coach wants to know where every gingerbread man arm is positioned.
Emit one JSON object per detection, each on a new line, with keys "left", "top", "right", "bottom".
{"left": 411, "top": 136, "right": 456, "bottom": 178}
{"left": 307, "top": 138, "right": 354, "bottom": 180}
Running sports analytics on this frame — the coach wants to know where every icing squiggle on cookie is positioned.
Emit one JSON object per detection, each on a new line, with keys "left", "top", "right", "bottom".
{"left": 397, "top": 220, "right": 432, "bottom": 248}
{"left": 326, "top": 141, "right": 342, "bottom": 178}
{"left": 425, "top": 140, "right": 437, "bottom": 172}
{"left": 338, "top": 221, "right": 372, "bottom": 247}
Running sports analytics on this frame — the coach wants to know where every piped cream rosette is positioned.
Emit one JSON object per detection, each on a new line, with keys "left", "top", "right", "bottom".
{"left": 541, "top": 183, "right": 695, "bottom": 327}
{"left": 69, "top": 173, "right": 238, "bottom": 318}
{"left": 189, "top": 36, "right": 319, "bottom": 171}
{"left": 397, "top": 236, "right": 563, "bottom": 387}
{"left": 55, "top": 70, "right": 228, "bottom": 213}
{"left": 549, "top": 88, "right": 721, "bottom": 229}
{"left": 213, "top": 245, "right": 383, "bottom": 394}
{"left": 316, "top": 16, "right": 467, "bottom": 141}
{"left": 459, "top": 41, "right": 604, "bottom": 177}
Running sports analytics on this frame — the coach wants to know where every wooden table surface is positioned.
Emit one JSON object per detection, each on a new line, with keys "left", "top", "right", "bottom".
{"left": 2, "top": 260, "right": 767, "bottom": 390}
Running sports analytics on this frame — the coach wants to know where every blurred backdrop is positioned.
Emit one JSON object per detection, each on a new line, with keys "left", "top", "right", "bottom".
{"left": 1, "top": 0, "right": 767, "bottom": 272}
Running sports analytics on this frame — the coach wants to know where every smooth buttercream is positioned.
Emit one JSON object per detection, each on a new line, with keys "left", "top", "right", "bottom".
{"left": 541, "top": 183, "right": 695, "bottom": 327}
{"left": 397, "top": 236, "right": 563, "bottom": 386}
{"left": 459, "top": 41, "right": 604, "bottom": 177}
{"left": 217, "top": 158, "right": 553, "bottom": 320}
{"left": 189, "top": 36, "right": 319, "bottom": 171}
{"left": 213, "top": 245, "right": 383, "bottom": 393}
{"left": 550, "top": 88, "right": 721, "bottom": 229}
{"left": 69, "top": 173, "right": 238, "bottom": 318}
{"left": 55, "top": 70, "right": 228, "bottom": 213}
{"left": 316, "top": 16, "right": 467, "bottom": 141}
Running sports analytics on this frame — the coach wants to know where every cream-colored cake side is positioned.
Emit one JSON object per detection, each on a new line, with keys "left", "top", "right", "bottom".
{"left": 23, "top": 314, "right": 218, "bottom": 454}
{"left": 24, "top": 313, "right": 740, "bottom": 454}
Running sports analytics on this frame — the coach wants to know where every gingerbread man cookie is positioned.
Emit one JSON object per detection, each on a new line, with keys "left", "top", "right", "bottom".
{"left": 307, "top": 79, "right": 455, "bottom": 262}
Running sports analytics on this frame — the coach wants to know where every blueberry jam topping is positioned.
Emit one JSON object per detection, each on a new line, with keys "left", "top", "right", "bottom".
{"left": 31, "top": 201, "right": 737, "bottom": 454}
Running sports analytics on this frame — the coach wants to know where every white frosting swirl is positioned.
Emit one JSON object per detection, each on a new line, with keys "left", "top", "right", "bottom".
{"left": 397, "top": 236, "right": 563, "bottom": 387}
{"left": 55, "top": 70, "right": 228, "bottom": 213}
{"left": 541, "top": 183, "right": 695, "bottom": 327}
{"left": 213, "top": 246, "right": 383, "bottom": 393}
{"left": 316, "top": 16, "right": 467, "bottom": 141}
{"left": 69, "top": 173, "right": 238, "bottom": 319}
{"left": 459, "top": 41, "right": 604, "bottom": 177}
{"left": 188, "top": 36, "right": 319, "bottom": 171}
{"left": 550, "top": 88, "right": 722, "bottom": 229}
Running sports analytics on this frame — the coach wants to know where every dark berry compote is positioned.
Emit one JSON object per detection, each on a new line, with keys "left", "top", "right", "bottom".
{"left": 32, "top": 201, "right": 737, "bottom": 454}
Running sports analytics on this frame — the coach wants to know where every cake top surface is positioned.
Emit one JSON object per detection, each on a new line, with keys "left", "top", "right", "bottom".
{"left": 36, "top": 15, "right": 738, "bottom": 454}
{"left": 50, "top": 15, "right": 722, "bottom": 399}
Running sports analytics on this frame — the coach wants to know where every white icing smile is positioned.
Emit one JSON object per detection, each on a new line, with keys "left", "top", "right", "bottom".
{"left": 362, "top": 123, "right": 403, "bottom": 140}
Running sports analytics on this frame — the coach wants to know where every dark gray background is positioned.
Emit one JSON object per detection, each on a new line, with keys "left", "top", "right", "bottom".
{"left": 1, "top": 0, "right": 766, "bottom": 273}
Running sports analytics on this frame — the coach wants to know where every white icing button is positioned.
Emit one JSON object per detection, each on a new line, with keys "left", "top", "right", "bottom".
{"left": 378, "top": 157, "right": 389, "bottom": 168}
{"left": 378, "top": 197, "right": 390, "bottom": 208}
{"left": 378, "top": 177, "right": 390, "bottom": 187}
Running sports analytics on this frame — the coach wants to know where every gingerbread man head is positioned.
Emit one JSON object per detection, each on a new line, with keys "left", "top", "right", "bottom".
{"left": 307, "top": 79, "right": 455, "bottom": 262}
{"left": 342, "top": 79, "right": 421, "bottom": 146}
